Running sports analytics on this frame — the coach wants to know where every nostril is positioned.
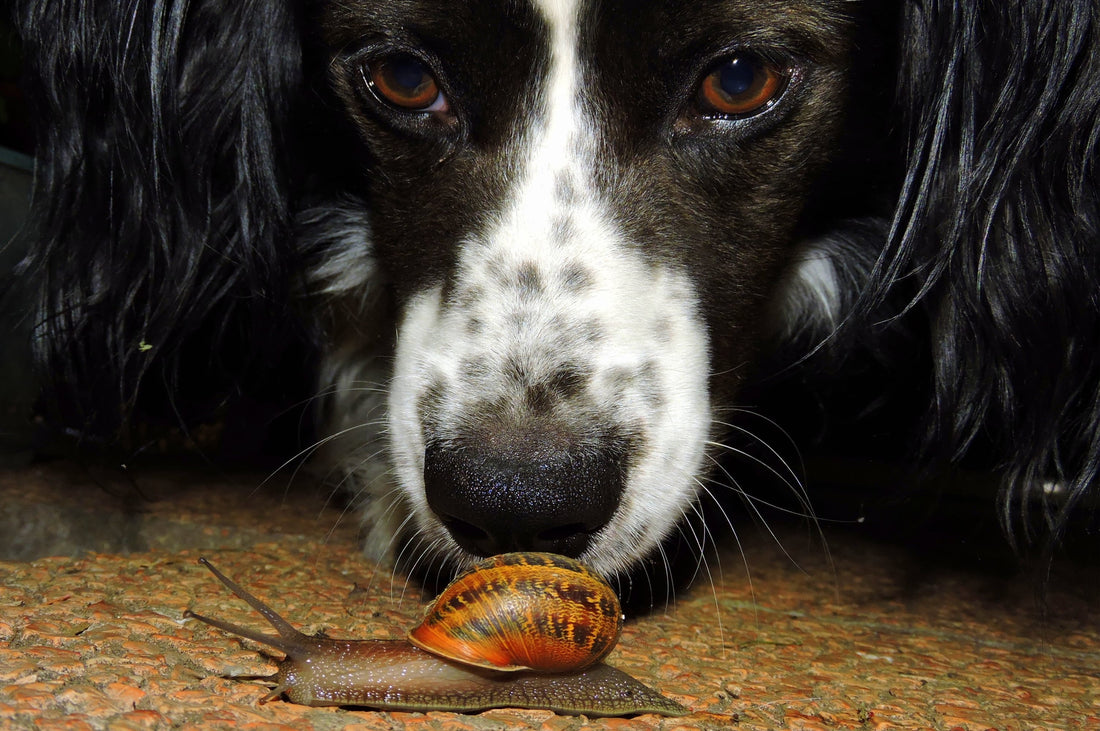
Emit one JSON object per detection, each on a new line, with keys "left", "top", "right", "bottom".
{"left": 438, "top": 517, "right": 493, "bottom": 554}
{"left": 423, "top": 434, "right": 625, "bottom": 558}
{"left": 537, "top": 522, "right": 590, "bottom": 543}
{"left": 436, "top": 517, "right": 595, "bottom": 556}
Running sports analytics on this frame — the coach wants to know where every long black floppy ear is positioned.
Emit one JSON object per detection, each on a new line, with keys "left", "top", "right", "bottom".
{"left": 870, "top": 1, "right": 1100, "bottom": 539}
{"left": 12, "top": 0, "right": 308, "bottom": 443}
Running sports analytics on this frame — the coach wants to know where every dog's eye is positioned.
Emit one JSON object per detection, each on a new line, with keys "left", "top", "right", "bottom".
{"left": 367, "top": 55, "right": 448, "bottom": 112}
{"left": 695, "top": 55, "right": 787, "bottom": 118}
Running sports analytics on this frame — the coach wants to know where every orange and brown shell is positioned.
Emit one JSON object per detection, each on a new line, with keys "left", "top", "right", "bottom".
{"left": 407, "top": 552, "right": 623, "bottom": 673}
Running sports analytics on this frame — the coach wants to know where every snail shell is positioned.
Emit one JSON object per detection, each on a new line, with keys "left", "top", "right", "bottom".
{"left": 408, "top": 552, "right": 623, "bottom": 672}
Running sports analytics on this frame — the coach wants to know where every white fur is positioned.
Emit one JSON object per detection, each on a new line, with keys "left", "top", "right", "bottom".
{"left": 775, "top": 220, "right": 886, "bottom": 338}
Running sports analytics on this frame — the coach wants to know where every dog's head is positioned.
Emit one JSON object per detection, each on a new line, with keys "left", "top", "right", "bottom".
{"left": 17, "top": 0, "right": 1096, "bottom": 582}
{"left": 314, "top": 0, "right": 858, "bottom": 577}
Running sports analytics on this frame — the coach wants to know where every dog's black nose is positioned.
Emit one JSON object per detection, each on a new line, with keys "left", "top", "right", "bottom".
{"left": 423, "top": 436, "right": 624, "bottom": 558}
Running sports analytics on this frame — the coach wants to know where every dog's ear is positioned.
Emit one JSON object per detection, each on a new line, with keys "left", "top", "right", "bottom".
{"left": 869, "top": 1, "right": 1100, "bottom": 536}
{"left": 13, "top": 0, "right": 307, "bottom": 442}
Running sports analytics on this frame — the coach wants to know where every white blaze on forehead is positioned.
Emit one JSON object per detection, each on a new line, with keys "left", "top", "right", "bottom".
{"left": 473, "top": 0, "right": 596, "bottom": 289}
{"left": 525, "top": 0, "right": 584, "bottom": 202}
{"left": 387, "top": 0, "right": 713, "bottom": 576}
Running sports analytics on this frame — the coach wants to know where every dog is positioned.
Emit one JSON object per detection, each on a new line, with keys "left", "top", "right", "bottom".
{"left": 10, "top": 0, "right": 1099, "bottom": 586}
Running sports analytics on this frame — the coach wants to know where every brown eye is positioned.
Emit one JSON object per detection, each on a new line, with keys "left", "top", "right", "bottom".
{"left": 368, "top": 55, "right": 446, "bottom": 111}
{"left": 696, "top": 55, "right": 786, "bottom": 118}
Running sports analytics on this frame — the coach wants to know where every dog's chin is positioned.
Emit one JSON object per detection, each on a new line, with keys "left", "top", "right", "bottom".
{"left": 390, "top": 507, "right": 713, "bottom": 613}
{"left": 390, "top": 494, "right": 706, "bottom": 582}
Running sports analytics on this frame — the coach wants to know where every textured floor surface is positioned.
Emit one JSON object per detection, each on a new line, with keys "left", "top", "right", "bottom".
{"left": 0, "top": 462, "right": 1097, "bottom": 730}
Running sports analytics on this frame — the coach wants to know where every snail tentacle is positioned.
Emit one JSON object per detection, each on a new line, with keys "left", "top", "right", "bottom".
{"left": 191, "top": 557, "right": 307, "bottom": 648}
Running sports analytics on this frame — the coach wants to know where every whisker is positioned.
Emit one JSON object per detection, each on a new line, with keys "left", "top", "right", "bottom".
{"left": 704, "top": 413, "right": 839, "bottom": 598}
{"left": 684, "top": 498, "right": 727, "bottom": 656}
{"left": 253, "top": 409, "right": 387, "bottom": 494}
{"left": 691, "top": 477, "right": 758, "bottom": 629}
{"left": 702, "top": 454, "right": 813, "bottom": 575}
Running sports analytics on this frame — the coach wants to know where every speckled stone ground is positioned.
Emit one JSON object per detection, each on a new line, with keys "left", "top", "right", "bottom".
{"left": 0, "top": 462, "right": 1097, "bottom": 730}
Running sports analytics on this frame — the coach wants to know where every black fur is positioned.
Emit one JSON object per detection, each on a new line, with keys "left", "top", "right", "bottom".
{"left": 9, "top": 0, "right": 1100, "bottom": 563}
{"left": 870, "top": 0, "right": 1100, "bottom": 547}
{"left": 12, "top": 0, "right": 306, "bottom": 438}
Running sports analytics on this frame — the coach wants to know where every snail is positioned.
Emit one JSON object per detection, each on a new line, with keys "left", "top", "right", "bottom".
{"left": 184, "top": 553, "right": 687, "bottom": 717}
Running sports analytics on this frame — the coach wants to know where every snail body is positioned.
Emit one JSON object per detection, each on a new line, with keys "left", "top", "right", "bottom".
{"left": 185, "top": 556, "right": 686, "bottom": 717}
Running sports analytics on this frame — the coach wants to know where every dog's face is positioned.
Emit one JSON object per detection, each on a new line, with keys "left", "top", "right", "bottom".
{"left": 317, "top": 0, "right": 855, "bottom": 577}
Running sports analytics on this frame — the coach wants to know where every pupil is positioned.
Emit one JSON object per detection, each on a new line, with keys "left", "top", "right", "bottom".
{"left": 718, "top": 58, "right": 757, "bottom": 97}
{"left": 390, "top": 58, "right": 428, "bottom": 92}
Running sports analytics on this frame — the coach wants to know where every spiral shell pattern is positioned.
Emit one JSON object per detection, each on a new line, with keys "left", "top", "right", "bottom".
{"left": 407, "top": 552, "right": 623, "bottom": 672}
